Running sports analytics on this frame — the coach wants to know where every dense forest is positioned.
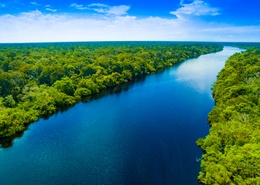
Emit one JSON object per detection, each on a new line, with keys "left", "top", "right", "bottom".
{"left": 221, "top": 42, "right": 260, "bottom": 50}
{"left": 197, "top": 48, "right": 260, "bottom": 184}
{"left": 0, "top": 42, "right": 223, "bottom": 144}
{"left": 1, "top": 41, "right": 260, "bottom": 183}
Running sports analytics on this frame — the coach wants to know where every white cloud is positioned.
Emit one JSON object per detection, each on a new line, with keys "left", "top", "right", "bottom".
{"left": 46, "top": 8, "right": 57, "bottom": 12}
{"left": 170, "top": 0, "right": 220, "bottom": 19}
{"left": 44, "top": 5, "right": 57, "bottom": 12}
{"left": 0, "top": 10, "right": 186, "bottom": 42}
{"left": 90, "top": 4, "right": 109, "bottom": 14}
{"left": 107, "top": 5, "right": 130, "bottom": 16}
{"left": 70, "top": 3, "right": 130, "bottom": 16}
{"left": 0, "top": 10, "right": 259, "bottom": 43}
{"left": 89, "top": 4, "right": 130, "bottom": 16}
{"left": 70, "top": 3, "right": 89, "bottom": 10}
{"left": 88, "top": 3, "right": 108, "bottom": 8}
{"left": 30, "top": 2, "right": 41, "bottom": 6}
{"left": 180, "top": 0, "right": 185, "bottom": 5}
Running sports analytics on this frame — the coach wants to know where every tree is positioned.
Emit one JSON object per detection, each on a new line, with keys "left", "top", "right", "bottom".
{"left": 3, "top": 95, "right": 16, "bottom": 108}
{"left": 53, "top": 77, "right": 75, "bottom": 96}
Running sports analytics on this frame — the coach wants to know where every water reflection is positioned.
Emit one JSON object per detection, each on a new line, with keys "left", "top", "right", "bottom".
{"left": 174, "top": 46, "right": 243, "bottom": 94}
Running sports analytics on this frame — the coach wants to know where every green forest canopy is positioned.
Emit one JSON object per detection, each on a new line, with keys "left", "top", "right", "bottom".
{"left": 197, "top": 48, "right": 260, "bottom": 184}
{"left": 0, "top": 42, "right": 223, "bottom": 141}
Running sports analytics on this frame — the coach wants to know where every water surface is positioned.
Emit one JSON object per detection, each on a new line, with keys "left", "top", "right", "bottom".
{"left": 0, "top": 46, "right": 243, "bottom": 185}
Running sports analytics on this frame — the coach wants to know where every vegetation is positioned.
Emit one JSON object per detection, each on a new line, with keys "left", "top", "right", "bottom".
{"left": 222, "top": 42, "right": 260, "bottom": 50}
{"left": 197, "top": 48, "right": 260, "bottom": 184}
{"left": 0, "top": 42, "right": 223, "bottom": 145}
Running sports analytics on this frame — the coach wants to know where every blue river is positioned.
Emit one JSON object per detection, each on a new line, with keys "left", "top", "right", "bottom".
{"left": 0, "top": 47, "right": 242, "bottom": 185}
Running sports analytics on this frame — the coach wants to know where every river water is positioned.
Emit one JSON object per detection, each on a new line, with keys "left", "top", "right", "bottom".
{"left": 0, "top": 47, "right": 242, "bottom": 185}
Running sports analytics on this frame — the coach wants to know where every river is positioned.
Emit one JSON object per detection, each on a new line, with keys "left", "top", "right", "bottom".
{"left": 0, "top": 46, "right": 243, "bottom": 185}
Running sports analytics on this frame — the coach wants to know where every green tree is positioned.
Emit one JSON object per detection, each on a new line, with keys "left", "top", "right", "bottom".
{"left": 3, "top": 95, "right": 16, "bottom": 108}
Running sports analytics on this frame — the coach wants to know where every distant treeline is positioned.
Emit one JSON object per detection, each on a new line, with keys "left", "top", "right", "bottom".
{"left": 0, "top": 42, "right": 223, "bottom": 143}
{"left": 221, "top": 42, "right": 260, "bottom": 50}
{"left": 197, "top": 47, "right": 260, "bottom": 184}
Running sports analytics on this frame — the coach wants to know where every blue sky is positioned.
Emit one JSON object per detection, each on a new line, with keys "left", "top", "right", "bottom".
{"left": 0, "top": 0, "right": 259, "bottom": 42}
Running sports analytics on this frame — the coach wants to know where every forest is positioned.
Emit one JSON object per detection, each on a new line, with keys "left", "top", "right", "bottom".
{"left": 0, "top": 42, "right": 223, "bottom": 143}
{"left": 197, "top": 48, "right": 260, "bottom": 184}
{"left": 1, "top": 41, "right": 260, "bottom": 183}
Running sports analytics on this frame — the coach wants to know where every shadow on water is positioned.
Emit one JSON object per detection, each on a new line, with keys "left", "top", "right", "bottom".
{"left": 0, "top": 59, "right": 188, "bottom": 148}
{"left": 0, "top": 76, "right": 148, "bottom": 148}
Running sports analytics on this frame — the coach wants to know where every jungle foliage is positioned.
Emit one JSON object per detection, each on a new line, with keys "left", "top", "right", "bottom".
{"left": 197, "top": 48, "right": 260, "bottom": 184}
{"left": 0, "top": 42, "right": 223, "bottom": 141}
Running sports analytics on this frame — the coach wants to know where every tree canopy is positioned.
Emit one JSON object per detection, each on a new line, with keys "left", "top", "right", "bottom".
{"left": 0, "top": 41, "right": 223, "bottom": 146}
{"left": 197, "top": 48, "right": 260, "bottom": 184}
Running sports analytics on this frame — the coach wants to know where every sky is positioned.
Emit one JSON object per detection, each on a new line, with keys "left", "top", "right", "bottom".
{"left": 0, "top": 0, "right": 260, "bottom": 43}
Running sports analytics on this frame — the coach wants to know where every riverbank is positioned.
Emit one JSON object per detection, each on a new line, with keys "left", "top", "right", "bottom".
{"left": 1, "top": 46, "right": 239, "bottom": 185}
{"left": 197, "top": 48, "right": 260, "bottom": 184}
{"left": 0, "top": 42, "right": 223, "bottom": 147}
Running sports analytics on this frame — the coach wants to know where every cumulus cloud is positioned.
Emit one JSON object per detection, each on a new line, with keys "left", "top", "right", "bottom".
{"left": 70, "top": 3, "right": 130, "bottom": 16}
{"left": 0, "top": 10, "right": 187, "bottom": 42}
{"left": 106, "top": 5, "right": 130, "bottom": 16}
{"left": 170, "top": 0, "right": 220, "bottom": 19}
